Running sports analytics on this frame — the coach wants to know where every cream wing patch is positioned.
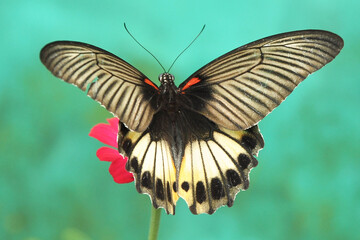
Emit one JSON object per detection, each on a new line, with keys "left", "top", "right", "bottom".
{"left": 178, "top": 128, "right": 260, "bottom": 215}
{"left": 123, "top": 132, "right": 179, "bottom": 215}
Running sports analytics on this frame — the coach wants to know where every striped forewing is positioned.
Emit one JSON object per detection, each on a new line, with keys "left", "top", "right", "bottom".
{"left": 40, "top": 41, "right": 159, "bottom": 132}
{"left": 180, "top": 30, "right": 344, "bottom": 130}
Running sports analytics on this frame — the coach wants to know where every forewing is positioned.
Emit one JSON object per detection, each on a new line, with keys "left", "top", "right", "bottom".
{"left": 40, "top": 41, "right": 160, "bottom": 132}
{"left": 179, "top": 30, "right": 344, "bottom": 130}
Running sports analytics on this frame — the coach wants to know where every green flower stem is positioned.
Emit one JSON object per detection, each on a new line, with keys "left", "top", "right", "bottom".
{"left": 148, "top": 207, "right": 161, "bottom": 240}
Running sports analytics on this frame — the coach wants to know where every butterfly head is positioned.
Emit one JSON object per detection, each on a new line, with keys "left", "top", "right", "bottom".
{"left": 159, "top": 73, "right": 175, "bottom": 84}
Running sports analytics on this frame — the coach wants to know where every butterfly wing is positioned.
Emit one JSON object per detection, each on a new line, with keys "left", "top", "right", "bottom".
{"left": 176, "top": 109, "right": 264, "bottom": 214}
{"left": 118, "top": 121, "right": 179, "bottom": 215}
{"left": 40, "top": 41, "right": 160, "bottom": 132}
{"left": 179, "top": 30, "right": 344, "bottom": 130}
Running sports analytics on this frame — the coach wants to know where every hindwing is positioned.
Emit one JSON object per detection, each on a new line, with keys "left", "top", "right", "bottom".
{"left": 177, "top": 123, "right": 264, "bottom": 215}
{"left": 118, "top": 122, "right": 179, "bottom": 215}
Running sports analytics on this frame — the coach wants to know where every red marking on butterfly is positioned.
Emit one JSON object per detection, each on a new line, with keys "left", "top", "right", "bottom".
{"left": 144, "top": 78, "right": 159, "bottom": 90}
{"left": 181, "top": 77, "right": 201, "bottom": 92}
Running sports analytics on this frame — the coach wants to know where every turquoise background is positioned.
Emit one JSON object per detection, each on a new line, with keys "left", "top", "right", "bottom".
{"left": 1, "top": 0, "right": 359, "bottom": 239}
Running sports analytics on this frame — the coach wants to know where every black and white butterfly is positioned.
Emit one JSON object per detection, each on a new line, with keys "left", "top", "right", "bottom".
{"left": 40, "top": 30, "right": 343, "bottom": 215}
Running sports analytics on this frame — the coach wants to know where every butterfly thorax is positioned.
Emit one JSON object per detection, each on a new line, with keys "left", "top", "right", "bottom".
{"left": 159, "top": 73, "right": 178, "bottom": 106}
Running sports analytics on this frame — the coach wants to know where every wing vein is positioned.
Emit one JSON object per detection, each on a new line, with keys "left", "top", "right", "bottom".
{"left": 218, "top": 84, "right": 265, "bottom": 118}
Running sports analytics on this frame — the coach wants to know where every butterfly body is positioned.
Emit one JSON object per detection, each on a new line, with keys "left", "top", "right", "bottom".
{"left": 40, "top": 29, "right": 343, "bottom": 214}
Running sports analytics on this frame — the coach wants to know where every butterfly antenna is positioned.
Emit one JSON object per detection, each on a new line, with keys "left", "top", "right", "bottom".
{"left": 167, "top": 24, "right": 206, "bottom": 73}
{"left": 124, "top": 23, "right": 166, "bottom": 73}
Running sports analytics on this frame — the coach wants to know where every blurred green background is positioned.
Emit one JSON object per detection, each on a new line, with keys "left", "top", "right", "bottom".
{"left": 1, "top": 0, "right": 359, "bottom": 239}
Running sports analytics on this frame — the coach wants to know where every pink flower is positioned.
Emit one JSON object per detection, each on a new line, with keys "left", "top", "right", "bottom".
{"left": 89, "top": 118, "right": 134, "bottom": 184}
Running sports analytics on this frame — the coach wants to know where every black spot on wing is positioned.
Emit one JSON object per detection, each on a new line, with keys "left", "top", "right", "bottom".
{"left": 141, "top": 171, "right": 152, "bottom": 189}
{"left": 189, "top": 204, "right": 197, "bottom": 215}
{"left": 173, "top": 182, "right": 177, "bottom": 192}
{"left": 210, "top": 178, "right": 225, "bottom": 200}
{"left": 156, "top": 178, "right": 165, "bottom": 200}
{"left": 246, "top": 125, "right": 265, "bottom": 149}
{"left": 181, "top": 182, "right": 190, "bottom": 192}
{"left": 241, "top": 135, "right": 257, "bottom": 152}
{"left": 238, "top": 154, "right": 251, "bottom": 169}
{"left": 167, "top": 182, "right": 172, "bottom": 202}
{"left": 130, "top": 157, "right": 139, "bottom": 173}
{"left": 196, "top": 181, "right": 206, "bottom": 204}
{"left": 122, "top": 139, "right": 132, "bottom": 156}
{"left": 226, "top": 170, "right": 242, "bottom": 187}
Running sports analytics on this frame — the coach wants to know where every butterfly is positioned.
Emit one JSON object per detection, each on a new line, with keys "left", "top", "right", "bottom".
{"left": 40, "top": 29, "right": 343, "bottom": 215}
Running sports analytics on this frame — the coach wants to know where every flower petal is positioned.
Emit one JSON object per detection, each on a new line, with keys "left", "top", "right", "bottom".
{"left": 90, "top": 117, "right": 133, "bottom": 184}
{"left": 107, "top": 118, "right": 119, "bottom": 130}
{"left": 96, "top": 147, "right": 134, "bottom": 183}
{"left": 89, "top": 122, "right": 118, "bottom": 148}
{"left": 109, "top": 157, "right": 134, "bottom": 183}
{"left": 96, "top": 147, "right": 120, "bottom": 162}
